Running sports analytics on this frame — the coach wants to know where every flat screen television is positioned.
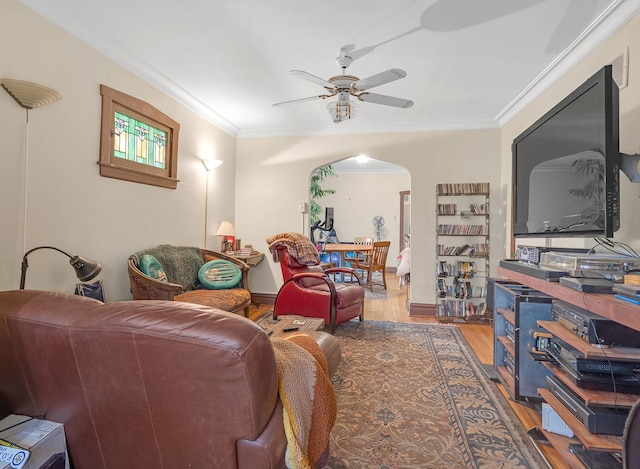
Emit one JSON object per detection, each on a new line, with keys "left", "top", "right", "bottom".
{"left": 512, "top": 65, "right": 620, "bottom": 238}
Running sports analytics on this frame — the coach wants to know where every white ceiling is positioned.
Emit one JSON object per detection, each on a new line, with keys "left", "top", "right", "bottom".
{"left": 23, "top": 0, "right": 640, "bottom": 138}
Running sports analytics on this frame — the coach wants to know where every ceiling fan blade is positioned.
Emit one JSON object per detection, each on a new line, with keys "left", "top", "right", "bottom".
{"left": 353, "top": 69, "right": 407, "bottom": 91}
{"left": 272, "top": 95, "right": 330, "bottom": 107}
{"left": 290, "top": 70, "right": 335, "bottom": 89}
{"left": 357, "top": 92, "right": 414, "bottom": 108}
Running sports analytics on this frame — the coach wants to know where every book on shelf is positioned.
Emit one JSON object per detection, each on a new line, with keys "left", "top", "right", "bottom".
{"left": 469, "top": 203, "right": 489, "bottom": 214}
{"left": 471, "top": 243, "right": 488, "bottom": 257}
{"left": 436, "top": 182, "right": 490, "bottom": 195}
{"left": 456, "top": 244, "right": 474, "bottom": 256}
{"left": 456, "top": 261, "right": 475, "bottom": 278}
{"left": 437, "top": 299, "right": 487, "bottom": 319}
{"left": 437, "top": 224, "right": 488, "bottom": 235}
{"left": 437, "top": 260, "right": 451, "bottom": 277}
{"left": 437, "top": 203, "right": 457, "bottom": 215}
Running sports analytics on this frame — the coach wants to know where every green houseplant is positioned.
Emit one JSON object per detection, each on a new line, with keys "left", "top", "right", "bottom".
{"left": 310, "top": 164, "right": 337, "bottom": 226}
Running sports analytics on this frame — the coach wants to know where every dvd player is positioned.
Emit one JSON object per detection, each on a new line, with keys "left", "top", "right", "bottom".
{"left": 547, "top": 340, "right": 635, "bottom": 376}
{"left": 499, "top": 259, "right": 567, "bottom": 281}
{"left": 546, "top": 376, "right": 629, "bottom": 435}
{"left": 558, "top": 276, "right": 614, "bottom": 293}
{"left": 546, "top": 342, "right": 640, "bottom": 393}
{"left": 551, "top": 299, "right": 640, "bottom": 347}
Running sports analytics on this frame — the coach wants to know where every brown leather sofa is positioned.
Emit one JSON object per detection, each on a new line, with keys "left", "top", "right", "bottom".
{"left": 0, "top": 290, "right": 340, "bottom": 469}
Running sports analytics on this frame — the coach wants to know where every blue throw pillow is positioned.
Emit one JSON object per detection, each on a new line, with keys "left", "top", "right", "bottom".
{"left": 139, "top": 254, "right": 168, "bottom": 282}
{"left": 198, "top": 260, "right": 242, "bottom": 289}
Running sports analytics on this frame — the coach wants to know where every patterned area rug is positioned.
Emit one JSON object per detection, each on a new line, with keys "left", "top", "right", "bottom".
{"left": 326, "top": 321, "right": 544, "bottom": 469}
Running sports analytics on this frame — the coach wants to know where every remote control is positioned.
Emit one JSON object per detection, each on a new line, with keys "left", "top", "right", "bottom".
{"left": 282, "top": 326, "right": 299, "bottom": 332}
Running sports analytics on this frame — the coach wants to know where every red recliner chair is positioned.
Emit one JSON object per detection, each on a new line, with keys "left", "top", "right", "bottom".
{"left": 273, "top": 245, "right": 365, "bottom": 333}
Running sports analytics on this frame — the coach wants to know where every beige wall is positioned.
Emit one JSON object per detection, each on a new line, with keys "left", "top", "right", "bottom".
{"left": 235, "top": 130, "right": 502, "bottom": 305}
{"left": 500, "top": 12, "right": 640, "bottom": 254}
{"left": 6, "top": 0, "right": 638, "bottom": 308}
{"left": 1, "top": 0, "right": 237, "bottom": 299}
{"left": 320, "top": 171, "right": 411, "bottom": 265}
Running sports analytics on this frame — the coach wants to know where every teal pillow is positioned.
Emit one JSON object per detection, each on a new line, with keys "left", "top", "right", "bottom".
{"left": 198, "top": 260, "right": 242, "bottom": 289}
{"left": 139, "top": 254, "right": 168, "bottom": 282}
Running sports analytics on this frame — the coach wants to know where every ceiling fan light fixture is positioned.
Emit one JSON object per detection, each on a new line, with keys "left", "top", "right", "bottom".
{"left": 327, "top": 99, "right": 358, "bottom": 124}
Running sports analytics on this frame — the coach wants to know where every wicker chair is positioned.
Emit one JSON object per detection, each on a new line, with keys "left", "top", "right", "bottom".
{"left": 128, "top": 245, "right": 252, "bottom": 316}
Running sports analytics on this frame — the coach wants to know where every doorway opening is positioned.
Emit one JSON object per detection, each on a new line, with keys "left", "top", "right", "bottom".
{"left": 399, "top": 190, "right": 410, "bottom": 250}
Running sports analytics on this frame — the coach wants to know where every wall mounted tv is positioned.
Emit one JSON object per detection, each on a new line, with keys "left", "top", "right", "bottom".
{"left": 512, "top": 65, "right": 620, "bottom": 238}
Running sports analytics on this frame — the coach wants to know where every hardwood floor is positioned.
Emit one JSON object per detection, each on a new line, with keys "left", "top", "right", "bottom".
{"left": 249, "top": 276, "right": 568, "bottom": 468}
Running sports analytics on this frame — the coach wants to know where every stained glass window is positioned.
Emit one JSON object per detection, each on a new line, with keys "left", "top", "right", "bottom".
{"left": 99, "top": 85, "right": 180, "bottom": 189}
{"left": 113, "top": 111, "right": 167, "bottom": 169}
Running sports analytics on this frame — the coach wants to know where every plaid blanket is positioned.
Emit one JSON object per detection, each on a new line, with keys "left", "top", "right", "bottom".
{"left": 266, "top": 232, "right": 320, "bottom": 265}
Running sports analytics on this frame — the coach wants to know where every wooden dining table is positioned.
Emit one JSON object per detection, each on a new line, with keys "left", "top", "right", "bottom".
{"left": 322, "top": 243, "right": 372, "bottom": 268}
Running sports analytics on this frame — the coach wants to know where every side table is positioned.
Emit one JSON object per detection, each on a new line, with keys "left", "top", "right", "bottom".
{"left": 229, "top": 251, "right": 265, "bottom": 307}
{"left": 231, "top": 251, "right": 265, "bottom": 266}
{"left": 257, "top": 314, "right": 325, "bottom": 339}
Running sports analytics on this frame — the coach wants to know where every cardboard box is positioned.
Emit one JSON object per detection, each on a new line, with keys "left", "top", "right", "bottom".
{"left": 541, "top": 403, "right": 574, "bottom": 438}
{"left": 0, "top": 415, "right": 69, "bottom": 469}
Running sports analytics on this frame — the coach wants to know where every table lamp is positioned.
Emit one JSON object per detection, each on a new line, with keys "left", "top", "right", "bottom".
{"left": 215, "top": 221, "right": 236, "bottom": 253}
{"left": 20, "top": 246, "right": 102, "bottom": 289}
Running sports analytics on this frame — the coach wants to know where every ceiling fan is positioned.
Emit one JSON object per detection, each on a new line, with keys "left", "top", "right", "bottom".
{"left": 273, "top": 47, "right": 414, "bottom": 123}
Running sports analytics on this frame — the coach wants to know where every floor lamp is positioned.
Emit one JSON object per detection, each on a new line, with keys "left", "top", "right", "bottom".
{"left": 20, "top": 246, "right": 102, "bottom": 289}
{"left": 202, "top": 159, "right": 223, "bottom": 247}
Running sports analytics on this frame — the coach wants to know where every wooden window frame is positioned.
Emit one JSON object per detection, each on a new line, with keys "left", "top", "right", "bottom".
{"left": 98, "top": 84, "right": 180, "bottom": 189}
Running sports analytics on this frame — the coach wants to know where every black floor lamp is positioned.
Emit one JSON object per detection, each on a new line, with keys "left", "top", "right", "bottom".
{"left": 19, "top": 246, "right": 102, "bottom": 290}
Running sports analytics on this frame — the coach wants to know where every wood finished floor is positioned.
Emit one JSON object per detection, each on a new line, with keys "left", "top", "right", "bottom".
{"left": 249, "top": 276, "right": 568, "bottom": 468}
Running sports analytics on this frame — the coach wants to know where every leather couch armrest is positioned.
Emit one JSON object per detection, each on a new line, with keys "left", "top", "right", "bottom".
{"left": 236, "top": 401, "right": 287, "bottom": 469}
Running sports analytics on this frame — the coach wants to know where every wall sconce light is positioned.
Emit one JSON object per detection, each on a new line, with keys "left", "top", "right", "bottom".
{"left": 20, "top": 246, "right": 102, "bottom": 289}
{"left": 215, "top": 221, "right": 236, "bottom": 253}
{"left": 1, "top": 79, "right": 62, "bottom": 110}
{"left": 202, "top": 159, "right": 223, "bottom": 171}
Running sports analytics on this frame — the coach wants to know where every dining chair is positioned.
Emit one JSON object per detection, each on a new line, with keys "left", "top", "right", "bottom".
{"left": 344, "top": 237, "right": 374, "bottom": 269}
{"left": 357, "top": 241, "right": 391, "bottom": 291}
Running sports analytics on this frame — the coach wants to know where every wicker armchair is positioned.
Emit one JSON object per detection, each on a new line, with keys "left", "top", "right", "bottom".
{"left": 128, "top": 245, "right": 252, "bottom": 316}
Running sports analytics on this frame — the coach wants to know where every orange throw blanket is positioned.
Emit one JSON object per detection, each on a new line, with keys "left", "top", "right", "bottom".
{"left": 271, "top": 334, "right": 337, "bottom": 469}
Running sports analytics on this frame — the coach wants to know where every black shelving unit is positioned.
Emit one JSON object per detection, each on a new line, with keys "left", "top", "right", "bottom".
{"left": 493, "top": 282, "right": 554, "bottom": 402}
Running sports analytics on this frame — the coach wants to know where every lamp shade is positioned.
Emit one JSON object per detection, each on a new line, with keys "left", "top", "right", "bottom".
{"left": 215, "top": 221, "right": 235, "bottom": 237}
{"left": 69, "top": 255, "right": 102, "bottom": 282}
{"left": 19, "top": 246, "right": 102, "bottom": 289}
